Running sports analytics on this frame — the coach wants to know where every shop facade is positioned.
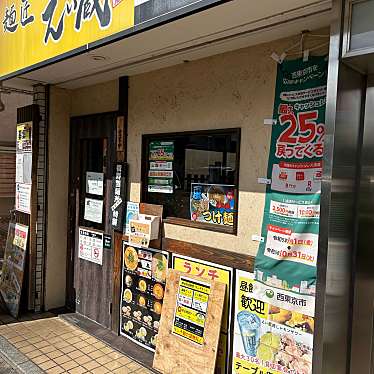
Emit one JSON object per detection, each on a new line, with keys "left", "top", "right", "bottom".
{"left": 1, "top": 0, "right": 371, "bottom": 373}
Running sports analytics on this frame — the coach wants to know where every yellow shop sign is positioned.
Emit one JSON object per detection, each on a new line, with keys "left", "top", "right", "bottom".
{"left": 0, "top": 0, "right": 134, "bottom": 78}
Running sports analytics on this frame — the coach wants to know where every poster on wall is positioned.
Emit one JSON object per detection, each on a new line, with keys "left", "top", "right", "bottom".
{"left": 15, "top": 153, "right": 32, "bottom": 184}
{"left": 232, "top": 270, "right": 313, "bottom": 374}
{"left": 15, "top": 183, "right": 31, "bottom": 214}
{"left": 254, "top": 56, "right": 327, "bottom": 295}
{"left": 86, "top": 172, "right": 104, "bottom": 196}
{"left": 124, "top": 202, "right": 140, "bottom": 235}
{"left": 190, "top": 183, "right": 235, "bottom": 227}
{"left": 16, "top": 123, "right": 32, "bottom": 153}
{"left": 148, "top": 141, "right": 174, "bottom": 194}
{"left": 13, "top": 224, "right": 28, "bottom": 251}
{"left": 0, "top": 223, "right": 29, "bottom": 317}
{"left": 120, "top": 242, "right": 169, "bottom": 351}
{"left": 78, "top": 228, "right": 103, "bottom": 265}
{"left": 84, "top": 198, "right": 103, "bottom": 224}
{"left": 172, "top": 254, "right": 233, "bottom": 374}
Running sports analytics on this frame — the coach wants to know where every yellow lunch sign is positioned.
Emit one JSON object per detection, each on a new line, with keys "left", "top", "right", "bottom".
{"left": 0, "top": 0, "right": 134, "bottom": 79}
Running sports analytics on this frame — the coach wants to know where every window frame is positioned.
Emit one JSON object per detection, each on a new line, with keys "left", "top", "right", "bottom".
{"left": 141, "top": 128, "right": 241, "bottom": 235}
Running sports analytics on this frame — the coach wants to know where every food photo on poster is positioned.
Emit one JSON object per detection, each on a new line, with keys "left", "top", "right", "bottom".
{"left": 232, "top": 271, "right": 313, "bottom": 374}
{"left": 120, "top": 243, "right": 169, "bottom": 351}
{"left": 190, "top": 183, "right": 235, "bottom": 226}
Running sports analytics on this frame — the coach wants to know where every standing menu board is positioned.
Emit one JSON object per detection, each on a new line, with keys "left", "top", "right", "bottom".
{"left": 120, "top": 242, "right": 169, "bottom": 351}
{"left": 172, "top": 276, "right": 211, "bottom": 345}
{"left": 153, "top": 270, "right": 226, "bottom": 374}
{"left": 0, "top": 223, "right": 29, "bottom": 317}
{"left": 172, "top": 254, "right": 233, "bottom": 374}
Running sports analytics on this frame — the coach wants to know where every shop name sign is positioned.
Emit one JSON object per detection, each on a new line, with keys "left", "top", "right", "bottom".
{"left": 0, "top": 0, "right": 226, "bottom": 79}
{"left": 0, "top": 0, "right": 134, "bottom": 78}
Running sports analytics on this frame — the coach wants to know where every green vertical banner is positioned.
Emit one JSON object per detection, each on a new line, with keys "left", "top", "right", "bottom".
{"left": 254, "top": 56, "right": 328, "bottom": 317}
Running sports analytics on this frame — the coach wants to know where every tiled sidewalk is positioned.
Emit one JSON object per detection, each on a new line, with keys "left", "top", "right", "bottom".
{"left": 0, "top": 317, "right": 152, "bottom": 373}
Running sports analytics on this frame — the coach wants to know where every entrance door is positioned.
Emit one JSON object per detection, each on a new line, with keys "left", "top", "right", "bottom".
{"left": 68, "top": 112, "right": 116, "bottom": 329}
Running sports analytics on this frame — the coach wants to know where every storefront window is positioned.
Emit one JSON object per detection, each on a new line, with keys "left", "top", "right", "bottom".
{"left": 349, "top": 0, "right": 374, "bottom": 51}
{"left": 142, "top": 129, "right": 240, "bottom": 233}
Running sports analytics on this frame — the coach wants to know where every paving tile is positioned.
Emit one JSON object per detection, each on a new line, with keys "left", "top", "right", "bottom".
{"left": 95, "top": 355, "right": 112, "bottom": 365}
{"left": 46, "top": 366, "right": 66, "bottom": 374}
{"left": 61, "top": 360, "right": 79, "bottom": 371}
{"left": 8, "top": 336, "right": 24, "bottom": 344}
{"left": 19, "top": 345, "right": 36, "bottom": 355}
{"left": 33, "top": 354, "right": 51, "bottom": 365}
{"left": 68, "top": 350, "right": 84, "bottom": 360}
{"left": 113, "top": 367, "right": 132, "bottom": 374}
{"left": 118, "top": 356, "right": 132, "bottom": 366}
{"left": 68, "top": 366, "right": 88, "bottom": 374}
{"left": 0, "top": 316, "right": 150, "bottom": 374}
{"left": 126, "top": 361, "right": 142, "bottom": 371}
{"left": 25, "top": 349, "right": 43, "bottom": 359}
{"left": 82, "top": 360, "right": 101, "bottom": 371}
{"left": 74, "top": 341, "right": 90, "bottom": 349}
{"left": 108, "top": 351, "right": 123, "bottom": 360}
{"left": 61, "top": 345, "right": 76, "bottom": 354}
{"left": 100, "top": 347, "right": 113, "bottom": 355}
{"left": 88, "top": 350, "right": 105, "bottom": 360}
{"left": 28, "top": 337, "right": 43, "bottom": 344}
{"left": 92, "top": 342, "right": 106, "bottom": 350}
{"left": 39, "top": 360, "right": 58, "bottom": 371}
{"left": 34, "top": 341, "right": 50, "bottom": 349}
{"left": 104, "top": 360, "right": 124, "bottom": 371}
{"left": 75, "top": 355, "right": 92, "bottom": 365}
{"left": 54, "top": 354, "right": 72, "bottom": 365}
{"left": 46, "top": 350, "right": 64, "bottom": 360}
{"left": 55, "top": 341, "right": 70, "bottom": 349}
{"left": 90, "top": 366, "right": 110, "bottom": 374}
{"left": 40, "top": 346, "right": 57, "bottom": 354}
{"left": 14, "top": 340, "right": 30, "bottom": 349}
{"left": 80, "top": 345, "right": 97, "bottom": 355}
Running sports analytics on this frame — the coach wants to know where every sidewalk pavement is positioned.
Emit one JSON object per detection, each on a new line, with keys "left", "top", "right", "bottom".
{"left": 0, "top": 316, "right": 152, "bottom": 374}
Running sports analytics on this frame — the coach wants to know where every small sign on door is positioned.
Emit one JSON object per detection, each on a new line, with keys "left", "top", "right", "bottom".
{"left": 78, "top": 228, "right": 104, "bottom": 265}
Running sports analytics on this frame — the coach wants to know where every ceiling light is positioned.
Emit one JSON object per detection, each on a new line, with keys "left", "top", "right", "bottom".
{"left": 90, "top": 55, "right": 108, "bottom": 61}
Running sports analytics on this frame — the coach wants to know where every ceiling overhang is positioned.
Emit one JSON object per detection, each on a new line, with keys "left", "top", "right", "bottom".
{"left": 8, "top": 0, "right": 332, "bottom": 90}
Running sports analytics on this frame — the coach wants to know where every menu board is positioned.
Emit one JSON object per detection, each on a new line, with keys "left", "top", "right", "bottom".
{"left": 0, "top": 223, "right": 28, "bottom": 317}
{"left": 172, "top": 254, "right": 233, "bottom": 374}
{"left": 172, "top": 277, "right": 211, "bottom": 345}
{"left": 148, "top": 141, "right": 174, "bottom": 194}
{"left": 120, "top": 242, "right": 169, "bottom": 351}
